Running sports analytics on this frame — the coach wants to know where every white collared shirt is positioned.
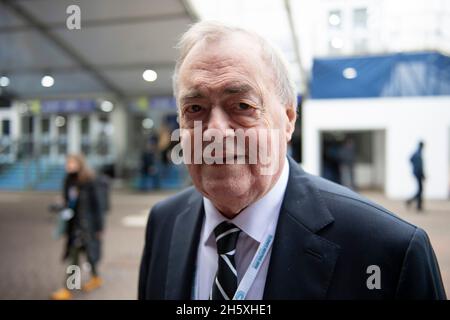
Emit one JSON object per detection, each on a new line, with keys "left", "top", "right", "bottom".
{"left": 194, "top": 158, "right": 289, "bottom": 300}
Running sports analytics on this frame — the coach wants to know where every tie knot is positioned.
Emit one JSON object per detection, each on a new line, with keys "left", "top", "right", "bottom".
{"left": 213, "top": 221, "right": 241, "bottom": 255}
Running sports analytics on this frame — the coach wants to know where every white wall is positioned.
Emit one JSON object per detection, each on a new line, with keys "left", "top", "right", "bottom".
{"left": 373, "top": 130, "right": 386, "bottom": 189}
{"left": 302, "top": 96, "right": 450, "bottom": 199}
{"left": 354, "top": 163, "right": 376, "bottom": 188}
{"left": 67, "top": 114, "right": 81, "bottom": 154}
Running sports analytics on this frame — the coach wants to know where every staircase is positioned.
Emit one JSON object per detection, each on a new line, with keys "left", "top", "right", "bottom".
{"left": 0, "top": 160, "right": 40, "bottom": 190}
{"left": 34, "top": 164, "right": 65, "bottom": 191}
{"left": 0, "top": 160, "right": 65, "bottom": 191}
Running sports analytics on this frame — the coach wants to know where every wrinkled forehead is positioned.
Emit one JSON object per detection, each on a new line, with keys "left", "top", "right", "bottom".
{"left": 177, "top": 33, "right": 272, "bottom": 95}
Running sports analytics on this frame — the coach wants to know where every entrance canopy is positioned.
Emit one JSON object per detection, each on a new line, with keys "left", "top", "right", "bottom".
{"left": 310, "top": 52, "right": 450, "bottom": 99}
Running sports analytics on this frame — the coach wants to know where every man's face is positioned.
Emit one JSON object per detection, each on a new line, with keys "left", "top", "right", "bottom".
{"left": 177, "top": 33, "right": 296, "bottom": 216}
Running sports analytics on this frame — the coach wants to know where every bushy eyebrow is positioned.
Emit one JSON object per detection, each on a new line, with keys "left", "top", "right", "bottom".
{"left": 179, "top": 82, "right": 257, "bottom": 105}
{"left": 223, "top": 83, "right": 264, "bottom": 108}
{"left": 180, "top": 90, "right": 204, "bottom": 104}
{"left": 222, "top": 83, "right": 254, "bottom": 95}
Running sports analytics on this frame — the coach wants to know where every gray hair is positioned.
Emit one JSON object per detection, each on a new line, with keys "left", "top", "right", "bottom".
{"left": 172, "top": 21, "right": 297, "bottom": 110}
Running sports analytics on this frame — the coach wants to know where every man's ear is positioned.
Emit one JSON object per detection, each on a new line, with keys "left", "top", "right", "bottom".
{"left": 284, "top": 104, "right": 297, "bottom": 142}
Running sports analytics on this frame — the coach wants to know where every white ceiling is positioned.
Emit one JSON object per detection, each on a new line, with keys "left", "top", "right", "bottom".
{"left": 0, "top": 0, "right": 196, "bottom": 99}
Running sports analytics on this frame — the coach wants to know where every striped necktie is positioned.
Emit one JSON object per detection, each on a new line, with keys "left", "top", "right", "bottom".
{"left": 210, "top": 221, "right": 241, "bottom": 300}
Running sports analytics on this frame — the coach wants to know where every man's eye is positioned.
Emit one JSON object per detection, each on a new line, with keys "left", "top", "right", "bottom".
{"left": 237, "top": 103, "right": 251, "bottom": 110}
{"left": 186, "top": 105, "right": 202, "bottom": 113}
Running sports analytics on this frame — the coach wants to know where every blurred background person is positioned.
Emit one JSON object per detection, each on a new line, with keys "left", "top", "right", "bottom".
{"left": 322, "top": 138, "right": 342, "bottom": 184}
{"left": 406, "top": 141, "right": 426, "bottom": 212}
{"left": 51, "top": 154, "right": 105, "bottom": 300}
{"left": 339, "top": 137, "right": 356, "bottom": 190}
{"left": 158, "top": 122, "right": 172, "bottom": 167}
{"left": 139, "top": 141, "right": 159, "bottom": 191}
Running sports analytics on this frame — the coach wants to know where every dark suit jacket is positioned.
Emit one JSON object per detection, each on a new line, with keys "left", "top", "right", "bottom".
{"left": 138, "top": 157, "right": 446, "bottom": 299}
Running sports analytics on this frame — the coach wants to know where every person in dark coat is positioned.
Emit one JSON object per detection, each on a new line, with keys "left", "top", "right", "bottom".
{"left": 51, "top": 154, "right": 105, "bottom": 300}
{"left": 339, "top": 137, "right": 356, "bottom": 190}
{"left": 406, "top": 141, "right": 426, "bottom": 211}
{"left": 140, "top": 141, "right": 159, "bottom": 190}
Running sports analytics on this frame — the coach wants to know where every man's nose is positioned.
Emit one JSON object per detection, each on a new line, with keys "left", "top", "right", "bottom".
{"left": 203, "top": 107, "right": 232, "bottom": 139}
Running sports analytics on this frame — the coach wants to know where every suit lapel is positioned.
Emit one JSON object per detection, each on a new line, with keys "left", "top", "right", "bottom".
{"left": 263, "top": 157, "right": 341, "bottom": 299}
{"left": 165, "top": 189, "right": 204, "bottom": 299}
{"left": 164, "top": 158, "right": 340, "bottom": 299}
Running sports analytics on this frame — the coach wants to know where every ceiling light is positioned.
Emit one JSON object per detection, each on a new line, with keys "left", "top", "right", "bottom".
{"left": 343, "top": 67, "right": 357, "bottom": 79}
{"left": 41, "top": 75, "right": 54, "bottom": 87}
{"left": 100, "top": 100, "right": 114, "bottom": 112}
{"left": 142, "top": 69, "right": 157, "bottom": 82}
{"left": 55, "top": 116, "right": 66, "bottom": 127}
{"left": 0, "top": 76, "right": 10, "bottom": 87}
{"left": 329, "top": 14, "right": 341, "bottom": 26}
{"left": 142, "top": 118, "right": 154, "bottom": 129}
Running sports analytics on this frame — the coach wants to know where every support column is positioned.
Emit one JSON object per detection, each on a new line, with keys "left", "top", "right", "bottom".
{"left": 89, "top": 113, "right": 99, "bottom": 156}
{"left": 49, "top": 114, "right": 58, "bottom": 161}
{"left": 111, "top": 102, "right": 128, "bottom": 178}
{"left": 32, "top": 114, "right": 42, "bottom": 158}
{"left": 67, "top": 114, "right": 81, "bottom": 154}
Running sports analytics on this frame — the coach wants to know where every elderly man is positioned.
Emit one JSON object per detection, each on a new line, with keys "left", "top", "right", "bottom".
{"left": 138, "top": 21, "right": 446, "bottom": 300}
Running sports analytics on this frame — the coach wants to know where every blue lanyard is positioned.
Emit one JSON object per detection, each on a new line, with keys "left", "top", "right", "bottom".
{"left": 232, "top": 232, "right": 274, "bottom": 300}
